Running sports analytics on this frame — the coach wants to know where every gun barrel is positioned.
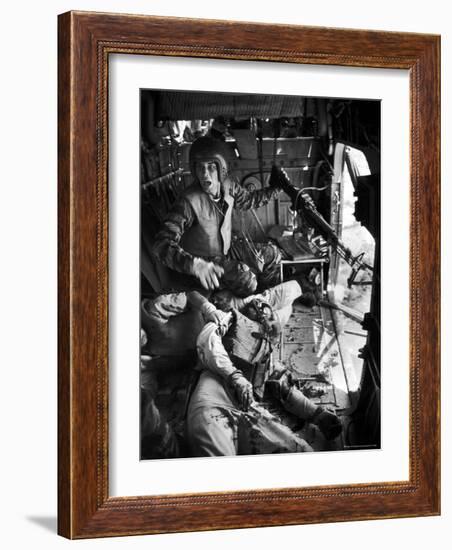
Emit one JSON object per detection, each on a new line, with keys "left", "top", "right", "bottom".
{"left": 281, "top": 179, "right": 373, "bottom": 279}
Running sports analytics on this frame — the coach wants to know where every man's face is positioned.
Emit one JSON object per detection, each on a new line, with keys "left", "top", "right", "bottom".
{"left": 243, "top": 299, "right": 281, "bottom": 342}
{"left": 244, "top": 300, "right": 275, "bottom": 323}
{"left": 212, "top": 290, "right": 242, "bottom": 312}
{"left": 195, "top": 161, "right": 221, "bottom": 198}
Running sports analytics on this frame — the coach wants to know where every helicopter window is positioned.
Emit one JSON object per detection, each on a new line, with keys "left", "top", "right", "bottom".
{"left": 326, "top": 145, "right": 377, "bottom": 395}
{"left": 330, "top": 146, "right": 375, "bottom": 314}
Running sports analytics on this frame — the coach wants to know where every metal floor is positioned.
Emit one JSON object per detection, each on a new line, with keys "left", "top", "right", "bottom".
{"left": 142, "top": 299, "right": 366, "bottom": 458}
{"left": 277, "top": 300, "right": 360, "bottom": 452}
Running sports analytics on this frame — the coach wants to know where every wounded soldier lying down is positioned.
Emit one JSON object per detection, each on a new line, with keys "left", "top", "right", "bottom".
{"left": 186, "top": 281, "right": 342, "bottom": 456}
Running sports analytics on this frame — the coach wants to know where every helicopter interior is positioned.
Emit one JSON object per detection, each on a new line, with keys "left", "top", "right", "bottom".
{"left": 140, "top": 89, "right": 380, "bottom": 459}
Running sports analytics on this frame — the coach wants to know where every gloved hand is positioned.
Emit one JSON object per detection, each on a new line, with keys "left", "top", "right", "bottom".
{"left": 268, "top": 165, "right": 291, "bottom": 192}
{"left": 228, "top": 371, "right": 254, "bottom": 411}
{"left": 191, "top": 258, "right": 224, "bottom": 290}
{"left": 311, "top": 407, "right": 343, "bottom": 440}
{"left": 200, "top": 302, "right": 232, "bottom": 336}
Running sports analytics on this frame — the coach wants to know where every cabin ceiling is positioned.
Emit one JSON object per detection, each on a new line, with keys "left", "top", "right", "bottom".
{"left": 153, "top": 91, "right": 310, "bottom": 120}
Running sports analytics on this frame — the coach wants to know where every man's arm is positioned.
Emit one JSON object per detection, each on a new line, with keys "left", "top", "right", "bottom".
{"left": 231, "top": 179, "right": 280, "bottom": 211}
{"left": 196, "top": 309, "right": 254, "bottom": 411}
{"left": 187, "top": 290, "right": 231, "bottom": 332}
{"left": 152, "top": 200, "right": 223, "bottom": 289}
{"left": 245, "top": 280, "right": 302, "bottom": 310}
{"left": 151, "top": 198, "right": 196, "bottom": 274}
{"left": 230, "top": 167, "right": 286, "bottom": 211}
{"left": 196, "top": 322, "right": 236, "bottom": 379}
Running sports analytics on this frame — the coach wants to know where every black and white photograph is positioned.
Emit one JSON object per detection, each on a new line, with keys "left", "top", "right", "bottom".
{"left": 139, "top": 89, "right": 380, "bottom": 459}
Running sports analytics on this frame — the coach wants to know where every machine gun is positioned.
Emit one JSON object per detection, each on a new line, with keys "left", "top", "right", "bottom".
{"left": 270, "top": 166, "right": 373, "bottom": 288}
